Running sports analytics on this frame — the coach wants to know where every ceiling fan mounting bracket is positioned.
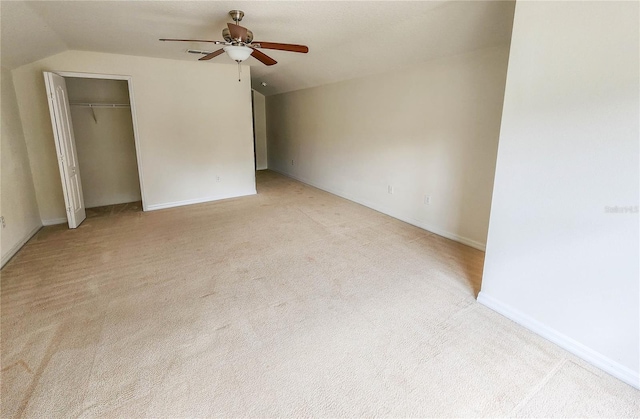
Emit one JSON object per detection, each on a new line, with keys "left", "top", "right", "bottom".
{"left": 229, "top": 10, "right": 244, "bottom": 23}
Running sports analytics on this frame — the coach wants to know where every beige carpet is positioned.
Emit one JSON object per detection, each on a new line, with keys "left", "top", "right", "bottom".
{"left": 85, "top": 201, "right": 143, "bottom": 219}
{"left": 2, "top": 170, "right": 638, "bottom": 418}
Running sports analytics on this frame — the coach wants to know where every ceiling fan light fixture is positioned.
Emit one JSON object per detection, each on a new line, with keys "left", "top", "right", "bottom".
{"left": 223, "top": 45, "right": 252, "bottom": 62}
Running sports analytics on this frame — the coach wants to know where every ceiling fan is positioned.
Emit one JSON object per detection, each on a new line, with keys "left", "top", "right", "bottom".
{"left": 160, "top": 10, "right": 309, "bottom": 71}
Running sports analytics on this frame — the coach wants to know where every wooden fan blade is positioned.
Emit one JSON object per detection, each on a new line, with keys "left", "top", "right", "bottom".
{"left": 199, "top": 49, "right": 225, "bottom": 61}
{"left": 251, "top": 48, "right": 277, "bottom": 66}
{"left": 227, "top": 23, "right": 248, "bottom": 41}
{"left": 159, "top": 38, "right": 224, "bottom": 44}
{"left": 253, "top": 42, "right": 308, "bottom": 53}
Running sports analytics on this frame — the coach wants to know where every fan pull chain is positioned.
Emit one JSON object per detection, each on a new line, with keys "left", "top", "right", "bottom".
{"left": 237, "top": 61, "right": 241, "bottom": 82}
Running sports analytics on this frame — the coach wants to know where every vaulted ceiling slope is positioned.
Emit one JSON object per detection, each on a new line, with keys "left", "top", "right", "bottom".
{"left": 1, "top": 1, "right": 515, "bottom": 95}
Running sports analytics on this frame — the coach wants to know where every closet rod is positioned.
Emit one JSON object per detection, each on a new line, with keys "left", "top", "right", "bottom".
{"left": 69, "top": 103, "right": 130, "bottom": 108}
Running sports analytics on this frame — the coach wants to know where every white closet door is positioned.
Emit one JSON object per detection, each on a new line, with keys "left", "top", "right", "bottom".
{"left": 44, "top": 71, "right": 86, "bottom": 228}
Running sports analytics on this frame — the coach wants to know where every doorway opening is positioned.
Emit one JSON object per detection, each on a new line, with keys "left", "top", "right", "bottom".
{"left": 251, "top": 90, "right": 268, "bottom": 172}
{"left": 44, "top": 71, "right": 145, "bottom": 228}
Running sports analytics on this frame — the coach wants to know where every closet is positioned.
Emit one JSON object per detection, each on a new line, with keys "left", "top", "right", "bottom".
{"left": 65, "top": 77, "right": 141, "bottom": 211}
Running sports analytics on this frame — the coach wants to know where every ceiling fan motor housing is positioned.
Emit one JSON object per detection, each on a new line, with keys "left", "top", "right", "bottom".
{"left": 223, "top": 27, "right": 253, "bottom": 44}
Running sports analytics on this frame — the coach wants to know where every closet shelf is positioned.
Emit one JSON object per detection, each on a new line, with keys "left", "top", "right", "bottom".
{"left": 70, "top": 102, "right": 130, "bottom": 123}
{"left": 70, "top": 103, "right": 130, "bottom": 108}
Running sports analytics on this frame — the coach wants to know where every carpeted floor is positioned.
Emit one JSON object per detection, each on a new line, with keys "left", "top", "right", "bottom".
{"left": 1, "top": 170, "right": 638, "bottom": 417}
{"left": 85, "top": 201, "right": 142, "bottom": 219}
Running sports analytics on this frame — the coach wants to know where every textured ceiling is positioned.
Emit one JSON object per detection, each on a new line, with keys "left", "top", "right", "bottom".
{"left": 1, "top": 1, "right": 515, "bottom": 95}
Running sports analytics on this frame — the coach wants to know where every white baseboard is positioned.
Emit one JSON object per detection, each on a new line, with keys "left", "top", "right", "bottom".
{"left": 1, "top": 224, "right": 42, "bottom": 269}
{"left": 145, "top": 190, "right": 257, "bottom": 211}
{"left": 269, "top": 168, "right": 486, "bottom": 251}
{"left": 42, "top": 217, "right": 67, "bottom": 226}
{"left": 478, "top": 291, "right": 639, "bottom": 389}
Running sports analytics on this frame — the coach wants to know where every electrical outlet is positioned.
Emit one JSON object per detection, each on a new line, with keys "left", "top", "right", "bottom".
{"left": 1, "top": 216, "right": 5, "bottom": 228}
{"left": 216, "top": 176, "right": 220, "bottom": 182}
{"left": 388, "top": 185, "right": 394, "bottom": 194}
{"left": 424, "top": 195, "right": 431, "bottom": 205}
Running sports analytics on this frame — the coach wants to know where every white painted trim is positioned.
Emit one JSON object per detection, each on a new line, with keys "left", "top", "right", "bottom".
{"left": 42, "top": 217, "right": 68, "bottom": 226}
{"left": 270, "top": 168, "right": 486, "bottom": 251}
{"left": 54, "top": 71, "right": 131, "bottom": 81}
{"left": 125, "top": 78, "right": 148, "bottom": 211}
{"left": 53, "top": 71, "right": 148, "bottom": 211}
{"left": 478, "top": 291, "right": 640, "bottom": 389}
{"left": 1, "top": 225, "right": 42, "bottom": 269}
{"left": 146, "top": 190, "right": 257, "bottom": 211}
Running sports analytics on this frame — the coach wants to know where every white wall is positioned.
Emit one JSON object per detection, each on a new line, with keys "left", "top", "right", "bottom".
{"left": 266, "top": 47, "right": 510, "bottom": 249}
{"left": 479, "top": 1, "right": 639, "bottom": 388}
{"left": 12, "top": 51, "right": 255, "bottom": 222}
{"left": 66, "top": 78, "right": 141, "bottom": 208}
{"left": 252, "top": 90, "right": 268, "bottom": 170}
{"left": 1, "top": 67, "right": 41, "bottom": 267}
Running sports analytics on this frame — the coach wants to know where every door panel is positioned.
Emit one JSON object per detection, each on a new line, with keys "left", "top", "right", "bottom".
{"left": 44, "top": 72, "right": 86, "bottom": 228}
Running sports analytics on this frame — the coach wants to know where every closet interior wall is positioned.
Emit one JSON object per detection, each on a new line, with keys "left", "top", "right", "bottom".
{"left": 66, "top": 78, "right": 141, "bottom": 208}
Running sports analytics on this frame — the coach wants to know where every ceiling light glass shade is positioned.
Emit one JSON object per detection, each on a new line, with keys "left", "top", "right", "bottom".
{"left": 224, "top": 45, "right": 252, "bottom": 62}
